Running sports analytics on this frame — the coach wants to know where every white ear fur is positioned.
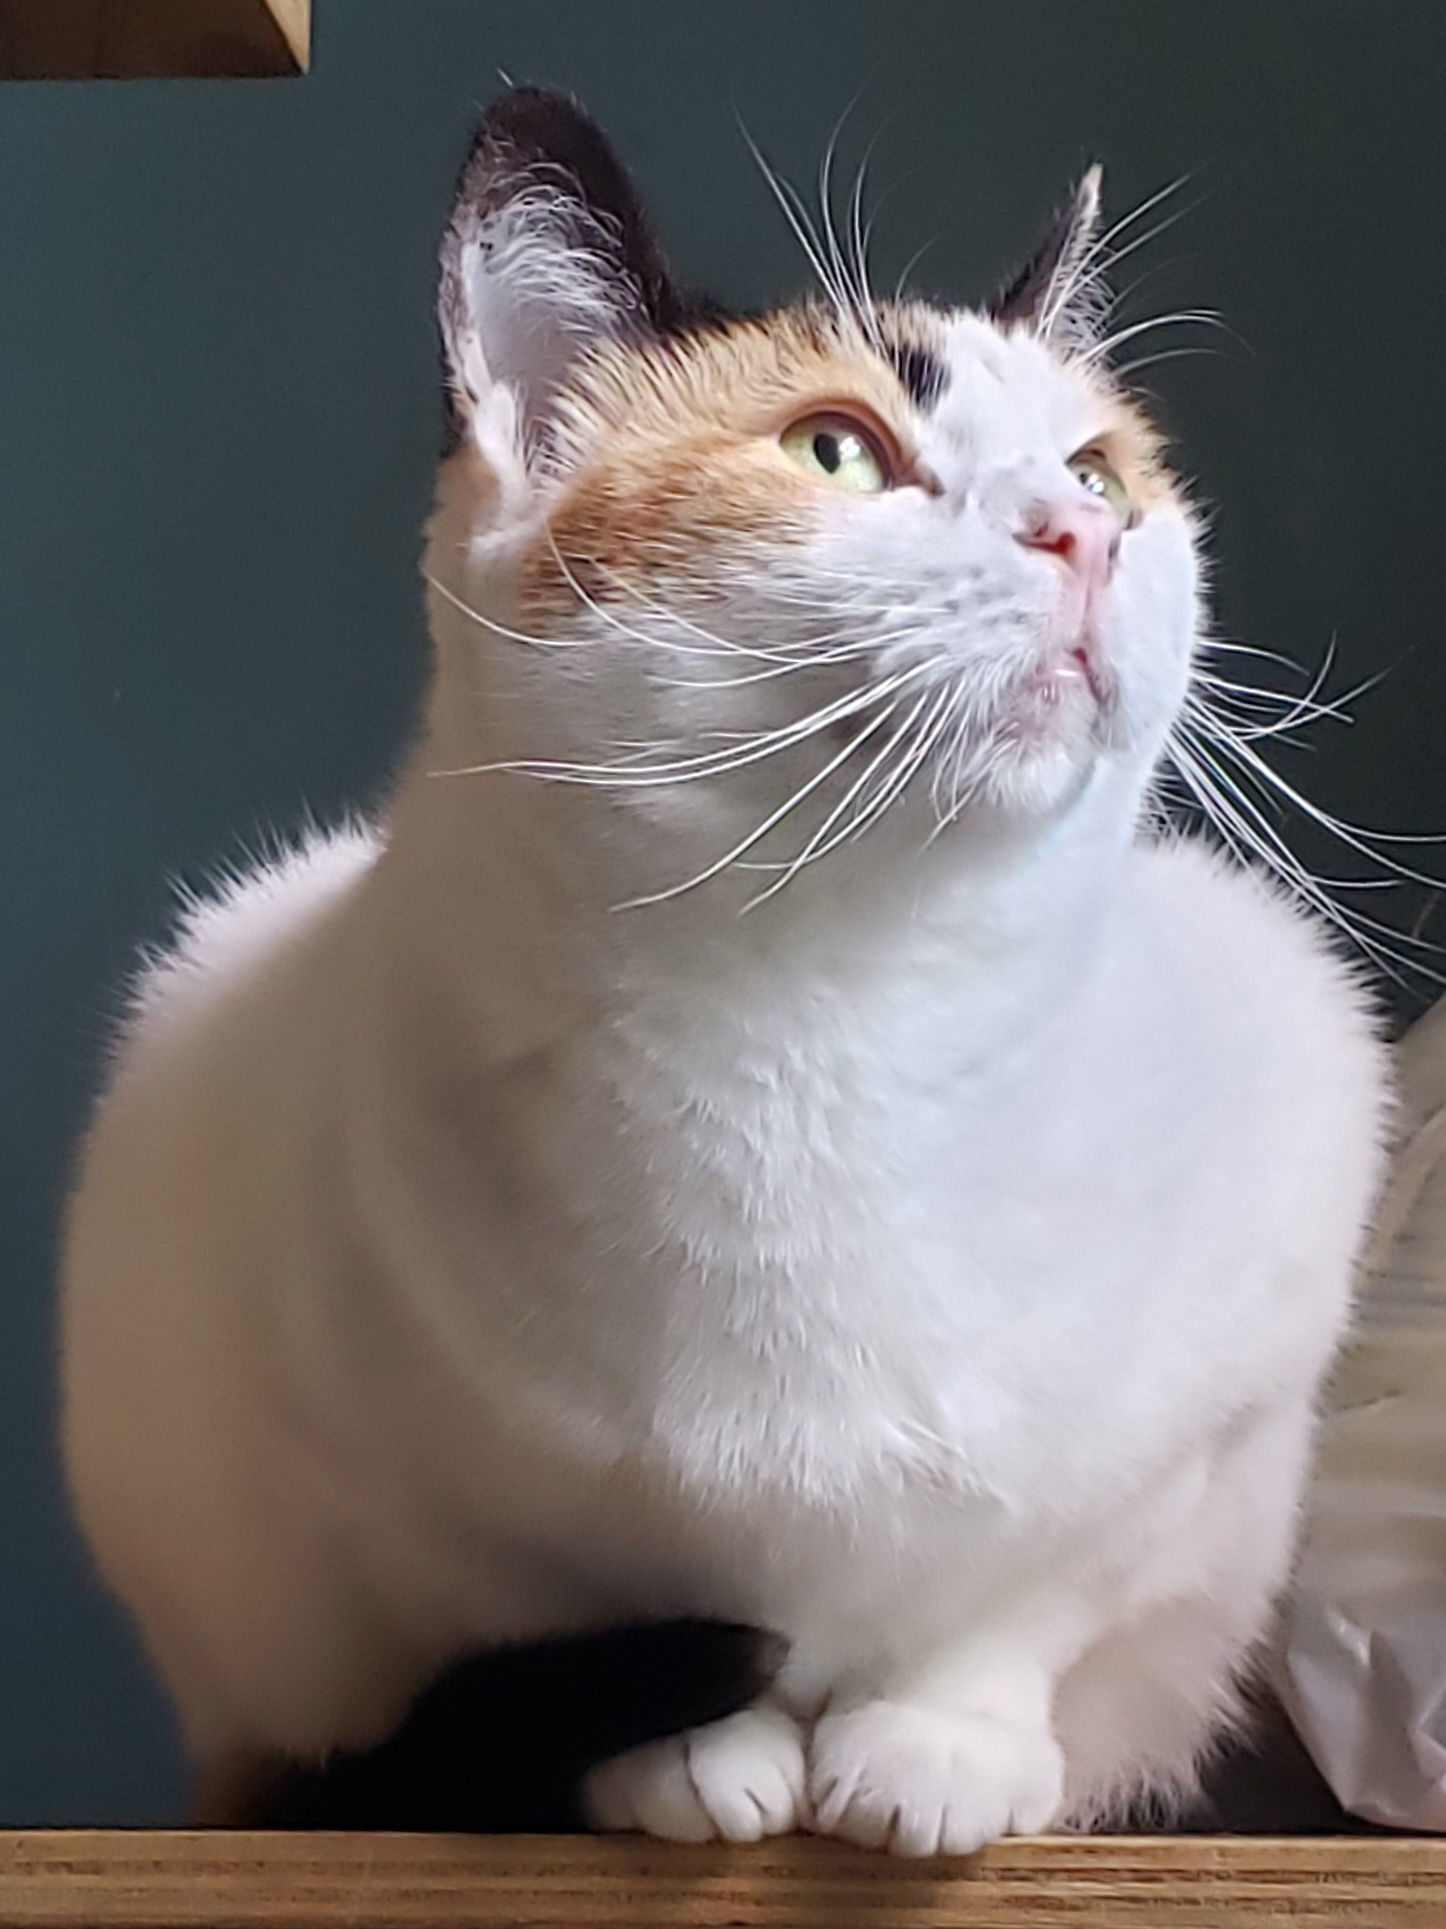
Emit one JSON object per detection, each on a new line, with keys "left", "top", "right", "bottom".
{"left": 438, "top": 87, "right": 703, "bottom": 475}
{"left": 442, "top": 185, "right": 637, "bottom": 465}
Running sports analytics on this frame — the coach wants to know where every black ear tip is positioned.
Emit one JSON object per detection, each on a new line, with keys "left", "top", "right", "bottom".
{"left": 437, "top": 77, "right": 731, "bottom": 412}
{"left": 478, "top": 82, "right": 598, "bottom": 143}
{"left": 471, "top": 82, "right": 619, "bottom": 175}
{"left": 455, "top": 82, "right": 644, "bottom": 251}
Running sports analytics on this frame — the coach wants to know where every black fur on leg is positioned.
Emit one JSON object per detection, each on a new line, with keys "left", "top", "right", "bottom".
{"left": 247, "top": 1618, "right": 786, "bottom": 1832}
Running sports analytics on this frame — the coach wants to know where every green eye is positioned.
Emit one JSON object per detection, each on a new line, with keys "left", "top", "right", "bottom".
{"left": 780, "top": 413, "right": 891, "bottom": 494}
{"left": 1066, "top": 448, "right": 1135, "bottom": 525}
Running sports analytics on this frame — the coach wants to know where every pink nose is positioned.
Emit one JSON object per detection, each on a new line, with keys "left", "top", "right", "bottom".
{"left": 1017, "top": 497, "right": 1118, "bottom": 594}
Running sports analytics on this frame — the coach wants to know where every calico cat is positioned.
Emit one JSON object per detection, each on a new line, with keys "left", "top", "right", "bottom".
{"left": 62, "top": 85, "right": 1388, "bottom": 1855}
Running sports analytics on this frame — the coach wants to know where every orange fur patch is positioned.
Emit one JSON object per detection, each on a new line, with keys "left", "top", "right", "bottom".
{"left": 520, "top": 308, "right": 920, "bottom": 620}
{"left": 515, "top": 303, "right": 1181, "bottom": 622}
{"left": 1089, "top": 387, "right": 1178, "bottom": 512}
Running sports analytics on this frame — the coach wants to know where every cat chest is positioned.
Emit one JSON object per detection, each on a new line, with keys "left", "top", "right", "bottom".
{"left": 430, "top": 1024, "right": 1275, "bottom": 1525}
{"left": 495, "top": 1175, "right": 1235, "bottom": 1542}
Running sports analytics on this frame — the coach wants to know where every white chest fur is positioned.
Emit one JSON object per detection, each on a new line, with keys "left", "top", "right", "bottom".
{"left": 308, "top": 839, "right": 1369, "bottom": 1668}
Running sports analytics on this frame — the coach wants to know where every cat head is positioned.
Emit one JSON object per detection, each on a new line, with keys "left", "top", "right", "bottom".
{"left": 430, "top": 87, "right": 1200, "bottom": 918}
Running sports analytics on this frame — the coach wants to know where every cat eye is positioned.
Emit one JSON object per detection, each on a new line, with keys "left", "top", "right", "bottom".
{"left": 780, "top": 413, "right": 893, "bottom": 495}
{"left": 1066, "top": 448, "right": 1137, "bottom": 527}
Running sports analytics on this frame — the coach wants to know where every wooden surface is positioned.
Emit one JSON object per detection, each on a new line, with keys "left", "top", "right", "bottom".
{"left": 0, "top": 0, "right": 308, "bottom": 78}
{"left": 1, "top": 1832, "right": 1444, "bottom": 1928}
{"left": 262, "top": 0, "right": 309, "bottom": 70}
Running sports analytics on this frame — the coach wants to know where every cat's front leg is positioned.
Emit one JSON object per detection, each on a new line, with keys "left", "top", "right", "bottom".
{"left": 808, "top": 1638, "right": 1067, "bottom": 1858}
{"left": 582, "top": 1697, "right": 808, "bottom": 1844}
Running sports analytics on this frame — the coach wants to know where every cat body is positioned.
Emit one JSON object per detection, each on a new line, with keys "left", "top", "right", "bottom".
{"left": 62, "top": 90, "right": 1388, "bottom": 1854}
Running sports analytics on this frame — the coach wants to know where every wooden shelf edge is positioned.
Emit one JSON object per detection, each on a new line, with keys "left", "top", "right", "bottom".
{"left": 1, "top": 1831, "right": 1445, "bottom": 1927}
{"left": 262, "top": 0, "right": 308, "bottom": 70}
{"left": 0, "top": 0, "right": 307, "bottom": 80}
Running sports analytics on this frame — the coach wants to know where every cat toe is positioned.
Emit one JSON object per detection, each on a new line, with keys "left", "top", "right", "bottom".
{"left": 810, "top": 1700, "right": 1064, "bottom": 1858}
{"left": 584, "top": 1733, "right": 716, "bottom": 1842}
{"left": 584, "top": 1703, "right": 806, "bottom": 1844}
{"left": 687, "top": 1704, "right": 806, "bottom": 1841}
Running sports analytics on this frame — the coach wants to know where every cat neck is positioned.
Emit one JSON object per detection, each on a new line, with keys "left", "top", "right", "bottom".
{"left": 377, "top": 678, "right": 1142, "bottom": 1072}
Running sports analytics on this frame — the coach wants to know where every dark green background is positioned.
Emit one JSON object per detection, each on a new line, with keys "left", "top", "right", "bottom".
{"left": 2, "top": 1, "right": 1442, "bottom": 1822}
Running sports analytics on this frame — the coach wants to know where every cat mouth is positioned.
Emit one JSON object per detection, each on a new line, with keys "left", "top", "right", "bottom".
{"left": 1065, "top": 643, "right": 1110, "bottom": 707}
{"left": 818, "top": 636, "right": 1117, "bottom": 780}
{"left": 1013, "top": 638, "right": 1115, "bottom": 724}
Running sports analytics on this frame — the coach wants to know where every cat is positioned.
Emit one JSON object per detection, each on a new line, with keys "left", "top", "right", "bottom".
{"left": 61, "top": 84, "right": 1390, "bottom": 1856}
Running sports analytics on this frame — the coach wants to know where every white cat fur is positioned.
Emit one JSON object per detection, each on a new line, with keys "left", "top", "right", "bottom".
{"left": 62, "top": 139, "right": 1388, "bottom": 1856}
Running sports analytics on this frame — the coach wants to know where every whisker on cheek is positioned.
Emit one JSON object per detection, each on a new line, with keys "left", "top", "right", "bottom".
{"left": 615, "top": 683, "right": 925, "bottom": 912}
{"left": 740, "top": 687, "right": 937, "bottom": 904}
{"left": 442, "top": 659, "right": 935, "bottom": 789}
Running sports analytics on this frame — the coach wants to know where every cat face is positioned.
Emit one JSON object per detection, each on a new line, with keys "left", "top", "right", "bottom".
{"left": 431, "top": 88, "right": 1200, "bottom": 912}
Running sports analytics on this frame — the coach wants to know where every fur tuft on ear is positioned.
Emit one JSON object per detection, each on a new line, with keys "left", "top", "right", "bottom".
{"left": 988, "top": 167, "right": 1106, "bottom": 353}
{"left": 438, "top": 85, "right": 727, "bottom": 465}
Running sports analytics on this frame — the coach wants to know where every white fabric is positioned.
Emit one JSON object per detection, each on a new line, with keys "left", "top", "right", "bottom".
{"left": 1280, "top": 995, "right": 1446, "bottom": 1829}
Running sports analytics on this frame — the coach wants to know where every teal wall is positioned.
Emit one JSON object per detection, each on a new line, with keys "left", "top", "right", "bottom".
{"left": 2, "top": 1, "right": 1443, "bottom": 1821}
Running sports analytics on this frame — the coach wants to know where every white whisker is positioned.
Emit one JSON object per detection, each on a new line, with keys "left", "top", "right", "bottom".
{"left": 1167, "top": 731, "right": 1422, "bottom": 988}
{"left": 617, "top": 685, "right": 917, "bottom": 911}
{"left": 1167, "top": 704, "right": 1445, "bottom": 989}
{"left": 743, "top": 687, "right": 937, "bottom": 905}
{"left": 441, "top": 659, "right": 932, "bottom": 788}
{"left": 837, "top": 678, "right": 960, "bottom": 854}
{"left": 739, "top": 119, "right": 855, "bottom": 327}
{"left": 1114, "top": 346, "right": 1222, "bottom": 381}
{"left": 1081, "top": 309, "right": 1225, "bottom": 366}
{"left": 546, "top": 538, "right": 817, "bottom": 667}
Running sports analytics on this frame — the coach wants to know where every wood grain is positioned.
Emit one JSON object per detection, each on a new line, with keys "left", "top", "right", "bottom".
{"left": 0, "top": 0, "right": 306, "bottom": 78}
{"left": 1, "top": 1832, "right": 1443, "bottom": 1928}
{"left": 262, "top": 0, "right": 309, "bottom": 70}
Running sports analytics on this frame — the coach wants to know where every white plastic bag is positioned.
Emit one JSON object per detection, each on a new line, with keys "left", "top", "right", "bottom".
{"left": 1277, "top": 996, "right": 1446, "bottom": 1830}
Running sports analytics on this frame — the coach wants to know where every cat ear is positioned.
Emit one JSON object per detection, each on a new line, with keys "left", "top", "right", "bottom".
{"left": 988, "top": 167, "right": 1106, "bottom": 353}
{"left": 438, "top": 86, "right": 692, "bottom": 465}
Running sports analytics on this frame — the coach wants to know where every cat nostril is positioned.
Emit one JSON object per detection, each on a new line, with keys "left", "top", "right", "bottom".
{"left": 1028, "top": 526, "right": 1078, "bottom": 564}
{"left": 1017, "top": 514, "right": 1075, "bottom": 557}
{"left": 1017, "top": 504, "right": 1114, "bottom": 584}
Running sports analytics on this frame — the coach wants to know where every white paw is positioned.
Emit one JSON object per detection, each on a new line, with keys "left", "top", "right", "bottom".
{"left": 809, "top": 1700, "right": 1065, "bottom": 1858}
{"left": 583, "top": 1703, "right": 807, "bottom": 1844}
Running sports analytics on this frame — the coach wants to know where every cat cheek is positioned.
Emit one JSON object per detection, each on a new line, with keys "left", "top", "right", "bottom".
{"left": 1104, "top": 535, "right": 1199, "bottom": 738}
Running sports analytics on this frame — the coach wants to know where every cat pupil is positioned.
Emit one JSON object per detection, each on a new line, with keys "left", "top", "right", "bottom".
{"left": 815, "top": 433, "right": 842, "bottom": 473}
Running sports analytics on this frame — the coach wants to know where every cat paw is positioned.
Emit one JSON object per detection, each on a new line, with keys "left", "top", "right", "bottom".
{"left": 809, "top": 1700, "right": 1065, "bottom": 1858}
{"left": 583, "top": 1702, "right": 806, "bottom": 1843}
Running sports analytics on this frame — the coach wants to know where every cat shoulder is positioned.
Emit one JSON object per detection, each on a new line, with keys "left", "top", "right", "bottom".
{"left": 1133, "top": 832, "right": 1387, "bottom": 1104}
{"left": 120, "top": 822, "right": 382, "bottom": 1066}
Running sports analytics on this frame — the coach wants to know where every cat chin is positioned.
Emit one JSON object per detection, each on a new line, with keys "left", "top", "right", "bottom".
{"left": 972, "top": 759, "right": 1097, "bottom": 825}
{"left": 951, "top": 728, "right": 1103, "bottom": 825}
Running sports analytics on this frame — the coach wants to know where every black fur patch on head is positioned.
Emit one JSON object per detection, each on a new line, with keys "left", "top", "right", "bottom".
{"left": 884, "top": 338, "right": 947, "bottom": 410}
{"left": 247, "top": 1618, "right": 785, "bottom": 1832}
